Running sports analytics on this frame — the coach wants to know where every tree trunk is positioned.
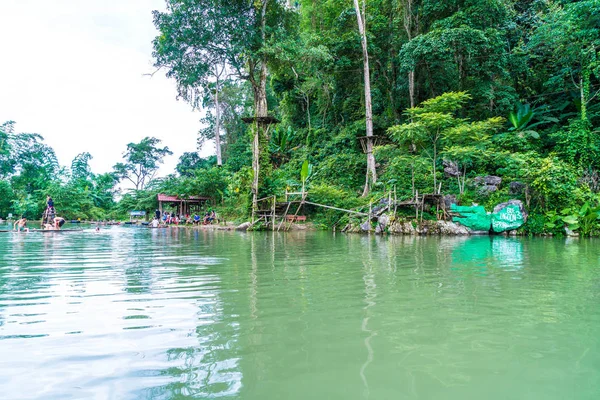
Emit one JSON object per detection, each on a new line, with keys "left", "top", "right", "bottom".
{"left": 214, "top": 75, "right": 222, "bottom": 166}
{"left": 403, "top": 0, "right": 416, "bottom": 108}
{"left": 354, "top": 0, "right": 377, "bottom": 197}
{"left": 432, "top": 140, "right": 437, "bottom": 194}
{"left": 251, "top": 0, "right": 271, "bottom": 217}
{"left": 408, "top": 70, "right": 415, "bottom": 108}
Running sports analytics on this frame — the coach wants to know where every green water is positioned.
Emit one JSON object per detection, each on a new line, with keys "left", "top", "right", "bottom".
{"left": 0, "top": 227, "right": 599, "bottom": 399}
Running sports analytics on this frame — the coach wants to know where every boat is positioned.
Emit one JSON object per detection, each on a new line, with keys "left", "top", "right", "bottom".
{"left": 0, "top": 229, "right": 83, "bottom": 233}
{"left": 70, "top": 220, "right": 81, "bottom": 224}
{"left": 36, "top": 229, "right": 83, "bottom": 233}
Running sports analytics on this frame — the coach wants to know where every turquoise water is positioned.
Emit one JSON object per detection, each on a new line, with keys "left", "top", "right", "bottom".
{"left": 0, "top": 226, "right": 599, "bottom": 399}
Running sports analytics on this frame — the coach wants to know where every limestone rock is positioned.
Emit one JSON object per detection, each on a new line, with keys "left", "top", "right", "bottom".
{"left": 565, "top": 227, "right": 578, "bottom": 237}
{"left": 474, "top": 175, "right": 502, "bottom": 195}
{"left": 434, "top": 221, "right": 471, "bottom": 235}
{"left": 235, "top": 222, "right": 252, "bottom": 231}
{"left": 484, "top": 176, "right": 502, "bottom": 186}
{"left": 443, "top": 194, "right": 457, "bottom": 209}
{"left": 375, "top": 214, "right": 390, "bottom": 233}
{"left": 481, "top": 185, "right": 498, "bottom": 193}
{"left": 360, "top": 220, "right": 371, "bottom": 232}
{"left": 443, "top": 160, "right": 461, "bottom": 177}
{"left": 491, "top": 200, "right": 528, "bottom": 233}
{"left": 509, "top": 181, "right": 526, "bottom": 195}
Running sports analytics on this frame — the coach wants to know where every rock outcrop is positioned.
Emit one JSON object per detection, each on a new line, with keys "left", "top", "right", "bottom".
{"left": 235, "top": 222, "right": 252, "bottom": 231}
{"left": 492, "top": 200, "right": 528, "bottom": 233}
{"left": 473, "top": 175, "right": 502, "bottom": 194}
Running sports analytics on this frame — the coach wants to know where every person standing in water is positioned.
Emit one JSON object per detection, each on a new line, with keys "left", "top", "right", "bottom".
{"left": 13, "top": 216, "right": 29, "bottom": 232}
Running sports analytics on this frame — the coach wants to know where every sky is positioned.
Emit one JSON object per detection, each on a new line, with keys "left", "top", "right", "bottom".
{"left": 0, "top": 0, "right": 212, "bottom": 177}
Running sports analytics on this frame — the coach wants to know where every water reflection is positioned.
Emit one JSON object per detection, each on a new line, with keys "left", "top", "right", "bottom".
{"left": 1, "top": 230, "right": 600, "bottom": 399}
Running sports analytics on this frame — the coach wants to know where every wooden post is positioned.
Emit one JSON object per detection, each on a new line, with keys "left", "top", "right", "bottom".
{"left": 415, "top": 190, "right": 419, "bottom": 220}
{"left": 271, "top": 196, "right": 276, "bottom": 231}
{"left": 394, "top": 185, "right": 397, "bottom": 215}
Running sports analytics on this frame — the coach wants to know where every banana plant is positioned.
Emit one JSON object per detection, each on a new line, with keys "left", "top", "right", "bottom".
{"left": 300, "top": 159, "right": 313, "bottom": 195}
{"left": 560, "top": 202, "right": 600, "bottom": 236}
{"left": 508, "top": 103, "right": 539, "bottom": 139}
{"left": 508, "top": 103, "right": 559, "bottom": 139}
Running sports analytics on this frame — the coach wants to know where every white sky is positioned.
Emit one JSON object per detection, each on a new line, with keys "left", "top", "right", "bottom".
{"left": 0, "top": 0, "right": 212, "bottom": 177}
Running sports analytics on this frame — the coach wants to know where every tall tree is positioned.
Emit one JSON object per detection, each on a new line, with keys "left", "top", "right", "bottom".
{"left": 153, "top": 0, "right": 297, "bottom": 210}
{"left": 353, "top": 0, "right": 377, "bottom": 196}
{"left": 113, "top": 137, "right": 172, "bottom": 190}
{"left": 70, "top": 152, "right": 94, "bottom": 182}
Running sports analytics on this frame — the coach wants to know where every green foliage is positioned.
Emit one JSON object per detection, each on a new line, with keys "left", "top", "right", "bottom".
{"left": 525, "top": 156, "right": 578, "bottom": 211}
{"left": 300, "top": 159, "right": 313, "bottom": 193}
{"left": 558, "top": 202, "right": 600, "bottom": 237}
{"left": 113, "top": 137, "right": 172, "bottom": 190}
{"left": 5, "top": 0, "right": 600, "bottom": 231}
{"left": 176, "top": 153, "right": 216, "bottom": 177}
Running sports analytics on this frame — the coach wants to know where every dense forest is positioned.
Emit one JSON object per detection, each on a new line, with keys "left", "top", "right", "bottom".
{"left": 1, "top": 0, "right": 599, "bottom": 235}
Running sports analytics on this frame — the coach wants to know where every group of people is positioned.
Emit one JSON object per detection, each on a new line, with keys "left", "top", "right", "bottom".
{"left": 156, "top": 210, "right": 187, "bottom": 225}
{"left": 12, "top": 196, "right": 65, "bottom": 232}
{"left": 152, "top": 209, "right": 217, "bottom": 227}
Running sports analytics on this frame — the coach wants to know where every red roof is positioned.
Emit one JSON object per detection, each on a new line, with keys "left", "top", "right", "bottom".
{"left": 158, "top": 194, "right": 178, "bottom": 202}
{"left": 157, "top": 194, "right": 210, "bottom": 202}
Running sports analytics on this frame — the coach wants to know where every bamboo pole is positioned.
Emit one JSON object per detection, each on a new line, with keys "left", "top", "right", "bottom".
{"left": 303, "top": 201, "right": 370, "bottom": 216}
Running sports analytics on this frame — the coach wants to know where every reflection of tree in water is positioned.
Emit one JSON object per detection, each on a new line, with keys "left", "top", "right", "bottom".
{"left": 142, "top": 230, "right": 244, "bottom": 398}
{"left": 360, "top": 235, "right": 377, "bottom": 399}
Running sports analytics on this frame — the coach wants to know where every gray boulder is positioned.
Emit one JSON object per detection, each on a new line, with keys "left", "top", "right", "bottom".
{"left": 443, "top": 194, "right": 457, "bottom": 209}
{"left": 481, "top": 185, "right": 498, "bottom": 193}
{"left": 473, "top": 175, "right": 502, "bottom": 195}
{"left": 491, "top": 200, "right": 528, "bottom": 233}
{"left": 509, "top": 181, "right": 526, "bottom": 195}
{"left": 443, "top": 160, "right": 461, "bottom": 177}
{"left": 360, "top": 220, "right": 371, "bottom": 232}
{"left": 375, "top": 214, "right": 390, "bottom": 233}
{"left": 235, "top": 222, "right": 252, "bottom": 231}
{"left": 484, "top": 176, "right": 502, "bottom": 186}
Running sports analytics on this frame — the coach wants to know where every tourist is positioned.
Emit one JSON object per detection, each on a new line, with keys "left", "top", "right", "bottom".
{"left": 13, "top": 216, "right": 29, "bottom": 232}
{"left": 46, "top": 196, "right": 55, "bottom": 211}
{"left": 151, "top": 218, "right": 159, "bottom": 228}
{"left": 54, "top": 216, "right": 66, "bottom": 230}
{"left": 193, "top": 214, "right": 200, "bottom": 225}
{"left": 155, "top": 209, "right": 161, "bottom": 220}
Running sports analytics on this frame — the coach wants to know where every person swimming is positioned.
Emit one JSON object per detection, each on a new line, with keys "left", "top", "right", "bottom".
{"left": 54, "top": 217, "right": 66, "bottom": 230}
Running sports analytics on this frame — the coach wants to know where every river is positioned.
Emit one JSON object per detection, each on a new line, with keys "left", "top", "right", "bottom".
{"left": 0, "top": 226, "right": 598, "bottom": 399}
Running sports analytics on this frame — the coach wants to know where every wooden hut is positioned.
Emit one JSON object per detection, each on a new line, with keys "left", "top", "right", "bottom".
{"left": 157, "top": 194, "right": 211, "bottom": 216}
